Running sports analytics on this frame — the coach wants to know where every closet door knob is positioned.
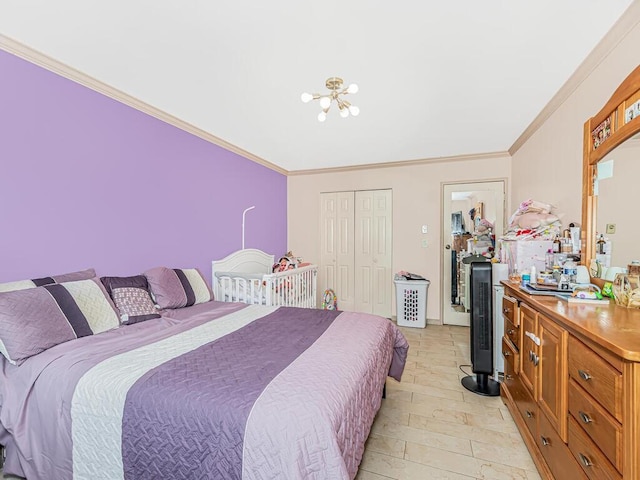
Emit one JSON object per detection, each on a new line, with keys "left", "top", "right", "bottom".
{"left": 540, "top": 436, "right": 550, "bottom": 446}
{"left": 445, "top": 244, "right": 451, "bottom": 250}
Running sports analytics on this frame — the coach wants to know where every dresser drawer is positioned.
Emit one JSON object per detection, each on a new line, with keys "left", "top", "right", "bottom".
{"left": 502, "top": 345, "right": 521, "bottom": 395}
{"left": 538, "top": 410, "right": 588, "bottom": 480}
{"left": 504, "top": 317, "right": 520, "bottom": 351}
{"left": 514, "top": 381, "right": 537, "bottom": 440}
{"left": 502, "top": 336, "right": 519, "bottom": 375}
{"left": 502, "top": 295, "right": 518, "bottom": 327}
{"left": 568, "top": 336, "right": 623, "bottom": 422}
{"left": 568, "top": 416, "right": 622, "bottom": 480}
{"left": 569, "top": 379, "right": 622, "bottom": 471}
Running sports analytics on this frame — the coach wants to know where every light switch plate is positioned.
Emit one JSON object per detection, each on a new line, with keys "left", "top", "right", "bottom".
{"left": 606, "top": 223, "right": 616, "bottom": 234}
{"left": 421, "top": 239, "right": 428, "bottom": 248}
{"left": 421, "top": 225, "right": 428, "bottom": 234}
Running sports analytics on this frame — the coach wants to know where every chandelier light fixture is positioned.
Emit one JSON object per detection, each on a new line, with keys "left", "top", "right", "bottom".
{"left": 301, "top": 77, "right": 360, "bottom": 122}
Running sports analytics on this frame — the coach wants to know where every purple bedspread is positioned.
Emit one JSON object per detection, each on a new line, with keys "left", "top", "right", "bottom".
{"left": 0, "top": 302, "right": 408, "bottom": 480}
{"left": 121, "top": 307, "right": 340, "bottom": 479}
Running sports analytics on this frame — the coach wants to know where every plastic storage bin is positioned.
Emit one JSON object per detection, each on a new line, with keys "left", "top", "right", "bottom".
{"left": 394, "top": 278, "right": 430, "bottom": 328}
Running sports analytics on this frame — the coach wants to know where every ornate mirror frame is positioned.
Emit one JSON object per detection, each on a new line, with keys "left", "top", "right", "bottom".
{"left": 582, "top": 64, "right": 640, "bottom": 271}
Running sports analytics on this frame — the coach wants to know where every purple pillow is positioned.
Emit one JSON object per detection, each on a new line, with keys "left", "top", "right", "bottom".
{"left": 145, "top": 267, "right": 213, "bottom": 309}
{"left": 0, "top": 268, "right": 96, "bottom": 293}
{"left": 0, "top": 278, "right": 120, "bottom": 365}
{"left": 100, "top": 275, "right": 161, "bottom": 324}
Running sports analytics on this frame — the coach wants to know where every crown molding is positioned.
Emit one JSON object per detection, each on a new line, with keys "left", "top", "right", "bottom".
{"left": 287, "top": 151, "right": 511, "bottom": 176}
{"left": 0, "top": 34, "right": 287, "bottom": 176}
{"left": 509, "top": 1, "right": 640, "bottom": 156}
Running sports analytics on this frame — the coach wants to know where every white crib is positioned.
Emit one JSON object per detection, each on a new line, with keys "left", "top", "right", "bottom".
{"left": 212, "top": 249, "right": 318, "bottom": 308}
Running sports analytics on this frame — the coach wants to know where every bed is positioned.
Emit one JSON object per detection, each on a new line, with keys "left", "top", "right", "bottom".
{"left": 0, "top": 276, "right": 408, "bottom": 480}
{"left": 212, "top": 249, "right": 318, "bottom": 308}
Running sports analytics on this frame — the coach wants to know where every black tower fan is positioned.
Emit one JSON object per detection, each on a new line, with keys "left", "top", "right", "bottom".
{"left": 461, "top": 262, "right": 500, "bottom": 396}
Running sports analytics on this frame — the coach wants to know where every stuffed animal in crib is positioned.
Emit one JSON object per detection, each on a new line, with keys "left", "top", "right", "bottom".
{"left": 273, "top": 254, "right": 298, "bottom": 273}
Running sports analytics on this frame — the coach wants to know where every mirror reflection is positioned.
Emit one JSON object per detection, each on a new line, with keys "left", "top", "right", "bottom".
{"left": 595, "top": 134, "right": 640, "bottom": 273}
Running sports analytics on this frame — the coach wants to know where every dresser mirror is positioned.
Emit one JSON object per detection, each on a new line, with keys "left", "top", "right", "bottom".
{"left": 582, "top": 64, "right": 640, "bottom": 277}
{"left": 594, "top": 135, "right": 640, "bottom": 271}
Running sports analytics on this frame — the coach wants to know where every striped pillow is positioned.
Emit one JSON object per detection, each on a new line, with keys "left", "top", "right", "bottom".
{"left": 0, "top": 278, "right": 120, "bottom": 365}
{"left": 0, "top": 268, "right": 96, "bottom": 293}
{"left": 144, "top": 267, "right": 213, "bottom": 309}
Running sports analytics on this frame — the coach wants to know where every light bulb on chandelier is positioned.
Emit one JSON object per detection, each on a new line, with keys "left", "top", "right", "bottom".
{"left": 319, "top": 97, "right": 331, "bottom": 109}
{"left": 301, "top": 77, "right": 359, "bottom": 122}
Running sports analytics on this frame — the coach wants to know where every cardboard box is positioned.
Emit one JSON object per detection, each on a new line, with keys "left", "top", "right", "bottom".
{"left": 452, "top": 234, "right": 472, "bottom": 252}
{"left": 503, "top": 240, "right": 553, "bottom": 274}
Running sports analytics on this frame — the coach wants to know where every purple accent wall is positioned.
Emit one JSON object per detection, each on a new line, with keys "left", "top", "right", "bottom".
{"left": 0, "top": 49, "right": 287, "bottom": 283}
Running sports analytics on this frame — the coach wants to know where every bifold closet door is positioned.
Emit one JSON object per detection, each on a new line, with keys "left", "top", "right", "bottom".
{"left": 319, "top": 192, "right": 355, "bottom": 312}
{"left": 354, "top": 190, "right": 392, "bottom": 317}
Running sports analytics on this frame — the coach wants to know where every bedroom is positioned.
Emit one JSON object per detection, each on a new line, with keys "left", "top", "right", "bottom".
{"left": 1, "top": 2, "right": 640, "bottom": 479}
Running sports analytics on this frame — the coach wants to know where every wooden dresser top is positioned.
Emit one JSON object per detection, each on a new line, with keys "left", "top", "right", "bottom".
{"left": 502, "top": 281, "right": 640, "bottom": 362}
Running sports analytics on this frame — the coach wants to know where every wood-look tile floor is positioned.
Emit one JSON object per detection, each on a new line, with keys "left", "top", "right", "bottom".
{"left": 356, "top": 324, "right": 541, "bottom": 480}
{"left": 1, "top": 324, "right": 540, "bottom": 480}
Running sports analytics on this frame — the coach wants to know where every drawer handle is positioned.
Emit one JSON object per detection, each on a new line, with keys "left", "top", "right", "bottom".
{"left": 505, "top": 374, "right": 513, "bottom": 380}
{"left": 503, "top": 350, "right": 511, "bottom": 357}
{"left": 507, "top": 329, "right": 515, "bottom": 335}
{"left": 529, "top": 351, "right": 534, "bottom": 362}
{"left": 578, "top": 453, "right": 593, "bottom": 468}
{"left": 503, "top": 307, "right": 511, "bottom": 314}
{"left": 579, "top": 411, "right": 593, "bottom": 424}
{"left": 578, "top": 370, "right": 592, "bottom": 381}
{"left": 525, "top": 410, "right": 533, "bottom": 419}
{"left": 533, "top": 354, "right": 539, "bottom": 367}
{"left": 540, "top": 436, "right": 550, "bottom": 446}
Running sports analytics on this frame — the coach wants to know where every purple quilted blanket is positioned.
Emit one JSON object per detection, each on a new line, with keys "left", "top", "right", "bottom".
{"left": 0, "top": 302, "right": 408, "bottom": 480}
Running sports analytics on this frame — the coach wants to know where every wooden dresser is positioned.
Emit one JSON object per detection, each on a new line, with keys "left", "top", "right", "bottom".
{"left": 500, "top": 281, "right": 640, "bottom": 480}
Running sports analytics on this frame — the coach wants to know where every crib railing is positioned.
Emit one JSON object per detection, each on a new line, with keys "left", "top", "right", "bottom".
{"left": 214, "top": 264, "right": 317, "bottom": 308}
{"left": 264, "top": 264, "right": 317, "bottom": 308}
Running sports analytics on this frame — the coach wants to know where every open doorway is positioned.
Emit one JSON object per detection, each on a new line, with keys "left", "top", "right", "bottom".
{"left": 441, "top": 181, "right": 505, "bottom": 326}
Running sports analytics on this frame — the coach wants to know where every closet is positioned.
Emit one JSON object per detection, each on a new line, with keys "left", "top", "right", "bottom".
{"left": 320, "top": 189, "right": 392, "bottom": 316}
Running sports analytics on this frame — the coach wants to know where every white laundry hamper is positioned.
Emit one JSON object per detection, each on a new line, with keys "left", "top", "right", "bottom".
{"left": 394, "top": 278, "right": 430, "bottom": 328}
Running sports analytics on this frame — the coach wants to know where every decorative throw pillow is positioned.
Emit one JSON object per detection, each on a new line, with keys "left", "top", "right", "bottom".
{"left": 144, "top": 267, "right": 213, "bottom": 309}
{"left": 0, "top": 268, "right": 96, "bottom": 293}
{"left": 0, "top": 278, "right": 120, "bottom": 365}
{"left": 100, "top": 275, "right": 160, "bottom": 324}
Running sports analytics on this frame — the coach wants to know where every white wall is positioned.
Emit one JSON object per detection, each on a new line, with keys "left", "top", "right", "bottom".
{"left": 288, "top": 155, "right": 510, "bottom": 322}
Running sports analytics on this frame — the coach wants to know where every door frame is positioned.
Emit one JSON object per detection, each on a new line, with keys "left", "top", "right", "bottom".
{"left": 440, "top": 178, "right": 508, "bottom": 326}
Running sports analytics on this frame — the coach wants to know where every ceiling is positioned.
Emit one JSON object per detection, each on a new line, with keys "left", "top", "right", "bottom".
{"left": 0, "top": 1, "right": 634, "bottom": 172}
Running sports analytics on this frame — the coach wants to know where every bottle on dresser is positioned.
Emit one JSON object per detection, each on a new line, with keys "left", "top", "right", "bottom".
{"left": 552, "top": 234, "right": 561, "bottom": 253}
